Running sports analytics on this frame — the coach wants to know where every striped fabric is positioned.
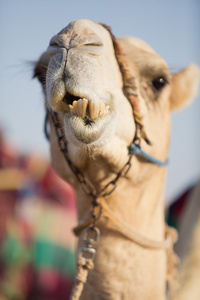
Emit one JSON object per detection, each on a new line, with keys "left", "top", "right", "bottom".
{"left": 0, "top": 139, "right": 77, "bottom": 300}
{"left": 0, "top": 195, "right": 77, "bottom": 300}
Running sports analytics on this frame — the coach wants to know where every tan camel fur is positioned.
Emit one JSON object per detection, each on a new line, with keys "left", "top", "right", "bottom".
{"left": 34, "top": 19, "right": 200, "bottom": 300}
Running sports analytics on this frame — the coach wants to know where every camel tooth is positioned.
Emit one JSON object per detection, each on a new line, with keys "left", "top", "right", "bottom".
{"left": 77, "top": 99, "right": 88, "bottom": 118}
{"left": 89, "top": 102, "right": 100, "bottom": 120}
{"left": 72, "top": 100, "right": 78, "bottom": 114}
{"left": 82, "top": 98, "right": 89, "bottom": 116}
{"left": 69, "top": 104, "right": 73, "bottom": 113}
{"left": 99, "top": 102, "right": 105, "bottom": 117}
{"left": 69, "top": 100, "right": 109, "bottom": 119}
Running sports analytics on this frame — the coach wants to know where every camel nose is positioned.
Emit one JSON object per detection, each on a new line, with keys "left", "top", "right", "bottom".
{"left": 47, "top": 45, "right": 68, "bottom": 58}
{"left": 47, "top": 33, "right": 104, "bottom": 59}
{"left": 46, "top": 34, "right": 70, "bottom": 63}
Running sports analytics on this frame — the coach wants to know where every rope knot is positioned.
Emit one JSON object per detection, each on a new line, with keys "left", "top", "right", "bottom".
{"left": 77, "top": 256, "right": 94, "bottom": 271}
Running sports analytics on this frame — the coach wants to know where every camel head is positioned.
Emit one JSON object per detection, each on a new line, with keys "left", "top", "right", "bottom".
{"left": 34, "top": 19, "right": 200, "bottom": 185}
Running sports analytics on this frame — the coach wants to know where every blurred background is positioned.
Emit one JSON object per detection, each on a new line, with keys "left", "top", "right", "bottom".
{"left": 0, "top": 0, "right": 199, "bottom": 299}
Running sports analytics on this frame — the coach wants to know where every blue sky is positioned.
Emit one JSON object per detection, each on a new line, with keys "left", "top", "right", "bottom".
{"left": 0, "top": 0, "right": 200, "bottom": 201}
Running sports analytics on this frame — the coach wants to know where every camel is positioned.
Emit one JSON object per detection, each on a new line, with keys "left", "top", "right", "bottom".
{"left": 34, "top": 19, "right": 200, "bottom": 300}
{"left": 171, "top": 181, "right": 200, "bottom": 300}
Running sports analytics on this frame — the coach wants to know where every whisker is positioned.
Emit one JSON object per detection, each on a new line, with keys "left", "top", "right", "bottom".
{"left": 39, "top": 63, "right": 49, "bottom": 70}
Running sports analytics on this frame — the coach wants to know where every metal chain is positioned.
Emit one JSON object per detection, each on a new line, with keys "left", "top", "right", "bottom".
{"left": 50, "top": 110, "right": 134, "bottom": 299}
{"left": 51, "top": 111, "right": 133, "bottom": 201}
{"left": 51, "top": 110, "right": 134, "bottom": 299}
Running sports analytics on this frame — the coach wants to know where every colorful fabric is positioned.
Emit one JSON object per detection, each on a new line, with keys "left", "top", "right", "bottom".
{"left": 0, "top": 130, "right": 77, "bottom": 300}
{"left": 0, "top": 203, "right": 76, "bottom": 300}
{"left": 0, "top": 194, "right": 77, "bottom": 300}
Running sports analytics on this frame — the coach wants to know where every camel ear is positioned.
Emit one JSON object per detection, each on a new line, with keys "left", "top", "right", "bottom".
{"left": 33, "top": 52, "right": 50, "bottom": 86}
{"left": 170, "top": 63, "right": 200, "bottom": 111}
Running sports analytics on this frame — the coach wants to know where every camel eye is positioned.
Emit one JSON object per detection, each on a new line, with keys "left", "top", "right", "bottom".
{"left": 152, "top": 77, "right": 167, "bottom": 91}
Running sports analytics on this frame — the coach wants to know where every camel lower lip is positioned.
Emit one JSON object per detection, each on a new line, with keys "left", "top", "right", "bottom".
{"left": 83, "top": 116, "right": 95, "bottom": 126}
{"left": 64, "top": 113, "right": 112, "bottom": 144}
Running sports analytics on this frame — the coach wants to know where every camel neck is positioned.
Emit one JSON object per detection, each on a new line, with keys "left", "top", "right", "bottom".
{"left": 75, "top": 164, "right": 167, "bottom": 240}
{"left": 74, "top": 165, "right": 167, "bottom": 300}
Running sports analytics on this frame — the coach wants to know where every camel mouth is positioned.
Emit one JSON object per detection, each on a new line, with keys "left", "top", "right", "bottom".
{"left": 62, "top": 92, "right": 80, "bottom": 105}
{"left": 62, "top": 92, "right": 112, "bottom": 144}
{"left": 62, "top": 94, "right": 110, "bottom": 122}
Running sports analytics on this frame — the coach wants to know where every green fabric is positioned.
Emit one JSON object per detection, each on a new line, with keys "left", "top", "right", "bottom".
{"left": 33, "top": 239, "right": 75, "bottom": 277}
{"left": 1, "top": 236, "right": 75, "bottom": 277}
{"left": 1, "top": 236, "right": 31, "bottom": 267}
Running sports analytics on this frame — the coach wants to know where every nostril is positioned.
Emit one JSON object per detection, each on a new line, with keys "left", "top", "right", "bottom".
{"left": 83, "top": 42, "right": 103, "bottom": 47}
{"left": 50, "top": 41, "right": 59, "bottom": 47}
{"left": 47, "top": 45, "right": 67, "bottom": 58}
{"left": 49, "top": 35, "right": 60, "bottom": 47}
{"left": 47, "top": 36, "right": 62, "bottom": 57}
